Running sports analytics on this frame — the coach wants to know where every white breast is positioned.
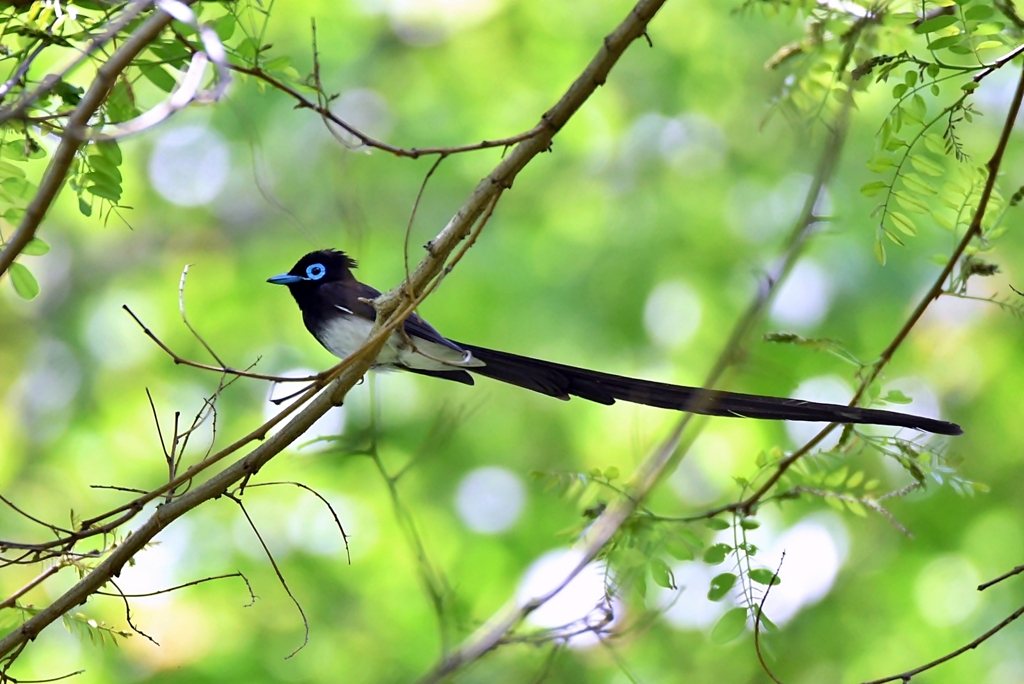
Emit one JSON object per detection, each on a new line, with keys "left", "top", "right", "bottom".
{"left": 317, "top": 315, "right": 484, "bottom": 371}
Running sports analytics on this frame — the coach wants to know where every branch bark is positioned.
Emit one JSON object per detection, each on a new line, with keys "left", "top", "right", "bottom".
{"left": 0, "top": 1, "right": 195, "bottom": 278}
{"left": 0, "top": 0, "right": 668, "bottom": 661}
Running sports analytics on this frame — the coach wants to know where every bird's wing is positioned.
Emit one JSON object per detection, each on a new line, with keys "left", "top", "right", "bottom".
{"left": 328, "top": 280, "right": 480, "bottom": 365}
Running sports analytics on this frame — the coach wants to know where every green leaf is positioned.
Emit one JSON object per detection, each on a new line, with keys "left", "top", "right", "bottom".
{"left": 906, "top": 94, "right": 927, "bottom": 121}
{"left": 977, "top": 40, "right": 1005, "bottom": 50}
{"left": 710, "top": 608, "right": 748, "bottom": 644}
{"left": 844, "top": 499, "right": 868, "bottom": 517}
{"left": 748, "top": 568, "right": 781, "bottom": 586}
{"left": 665, "top": 537, "right": 695, "bottom": 561}
{"left": 892, "top": 82, "right": 908, "bottom": 99}
{"left": 873, "top": 237, "right": 887, "bottom": 265}
{"left": 150, "top": 41, "right": 192, "bottom": 67}
{"left": 911, "top": 155, "right": 945, "bottom": 177}
{"left": 705, "top": 517, "right": 730, "bottom": 531}
{"left": 847, "top": 471, "right": 865, "bottom": 488}
{"left": 902, "top": 173, "right": 938, "bottom": 196}
{"left": 0, "top": 160, "right": 26, "bottom": 177}
{"left": 603, "top": 466, "right": 619, "bottom": 480}
{"left": 904, "top": 70, "right": 918, "bottom": 87}
{"left": 965, "top": 5, "right": 994, "bottom": 19}
{"left": 916, "top": 15, "right": 959, "bottom": 33}
{"left": 894, "top": 192, "right": 929, "bottom": 214}
{"left": 889, "top": 211, "right": 918, "bottom": 235}
{"left": 926, "top": 34, "right": 963, "bottom": 50}
{"left": 106, "top": 80, "right": 139, "bottom": 122}
{"left": 87, "top": 180, "right": 122, "bottom": 202}
{"left": 867, "top": 156, "right": 894, "bottom": 172}
{"left": 948, "top": 44, "right": 974, "bottom": 55}
{"left": 9, "top": 262, "right": 39, "bottom": 299}
{"left": 883, "top": 389, "right": 913, "bottom": 404}
{"left": 924, "top": 133, "right": 947, "bottom": 154}
{"left": 739, "top": 518, "right": 760, "bottom": 530}
{"left": 650, "top": 558, "right": 676, "bottom": 589}
{"left": 96, "top": 141, "right": 122, "bottom": 165}
{"left": 236, "top": 36, "right": 261, "bottom": 61}
{"left": 21, "top": 237, "right": 49, "bottom": 256}
{"left": 210, "top": 14, "right": 236, "bottom": 41}
{"left": 89, "top": 156, "right": 123, "bottom": 184}
{"left": 141, "top": 64, "right": 178, "bottom": 93}
{"left": 264, "top": 55, "right": 292, "bottom": 72}
{"left": 824, "top": 466, "right": 849, "bottom": 488}
{"left": 860, "top": 181, "right": 887, "bottom": 197}
{"left": 78, "top": 196, "right": 93, "bottom": 217}
{"left": 756, "top": 608, "right": 778, "bottom": 632}
{"left": 707, "top": 573, "right": 736, "bottom": 601}
{"left": 703, "top": 543, "right": 731, "bottom": 565}
{"left": 678, "top": 529, "right": 704, "bottom": 548}
{"left": 973, "top": 22, "right": 1005, "bottom": 35}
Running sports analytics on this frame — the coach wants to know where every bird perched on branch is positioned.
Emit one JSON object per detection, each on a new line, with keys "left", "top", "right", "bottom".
{"left": 268, "top": 249, "right": 962, "bottom": 436}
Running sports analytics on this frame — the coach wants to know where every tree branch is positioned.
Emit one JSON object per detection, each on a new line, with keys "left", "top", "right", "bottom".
{"left": 0, "top": 0, "right": 197, "bottom": 278}
{"left": 0, "top": 0, "right": 668, "bottom": 660}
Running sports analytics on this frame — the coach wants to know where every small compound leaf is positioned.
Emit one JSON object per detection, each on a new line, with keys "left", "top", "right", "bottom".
{"left": 211, "top": 14, "right": 237, "bottom": 41}
{"left": 882, "top": 389, "right": 913, "bottom": 404}
{"left": 873, "top": 238, "right": 886, "bottom": 265}
{"left": 902, "top": 173, "right": 938, "bottom": 196}
{"left": 910, "top": 155, "right": 945, "bottom": 177}
{"left": 710, "top": 608, "right": 748, "bottom": 644}
{"left": 21, "top": 237, "right": 49, "bottom": 256}
{"left": 9, "top": 262, "right": 40, "bottom": 299}
{"left": 889, "top": 211, "right": 918, "bottom": 235}
{"left": 707, "top": 572, "right": 736, "bottom": 601}
{"left": 665, "top": 536, "right": 695, "bottom": 561}
{"left": 926, "top": 34, "right": 963, "bottom": 50}
{"left": 703, "top": 543, "right": 731, "bottom": 565}
{"left": 860, "top": 181, "right": 887, "bottom": 197}
{"left": 749, "top": 568, "right": 781, "bottom": 586}
{"left": 916, "top": 15, "right": 959, "bottom": 33}
{"left": 96, "top": 141, "right": 122, "bottom": 165}
{"left": 141, "top": 64, "right": 178, "bottom": 93}
{"left": 964, "top": 4, "right": 994, "bottom": 19}
{"left": 650, "top": 558, "right": 676, "bottom": 589}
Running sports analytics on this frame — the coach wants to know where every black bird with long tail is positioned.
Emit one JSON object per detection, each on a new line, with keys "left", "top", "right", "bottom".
{"left": 268, "top": 249, "right": 962, "bottom": 436}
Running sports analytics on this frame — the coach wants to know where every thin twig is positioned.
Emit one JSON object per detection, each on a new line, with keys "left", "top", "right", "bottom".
{"left": 226, "top": 494, "right": 309, "bottom": 659}
{"left": 861, "top": 602, "right": 1024, "bottom": 683}
{"left": 0, "top": 566, "right": 63, "bottom": 610}
{"left": 245, "top": 482, "right": 351, "bottom": 564}
{"left": 123, "top": 305, "right": 320, "bottom": 383}
{"left": 978, "top": 564, "right": 1024, "bottom": 591}
{"left": 753, "top": 553, "right": 785, "bottom": 684}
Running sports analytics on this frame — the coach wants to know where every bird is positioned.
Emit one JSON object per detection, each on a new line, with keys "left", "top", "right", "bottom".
{"left": 267, "top": 249, "right": 962, "bottom": 436}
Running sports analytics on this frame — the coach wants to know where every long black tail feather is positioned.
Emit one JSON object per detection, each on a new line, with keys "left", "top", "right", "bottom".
{"left": 455, "top": 343, "right": 962, "bottom": 436}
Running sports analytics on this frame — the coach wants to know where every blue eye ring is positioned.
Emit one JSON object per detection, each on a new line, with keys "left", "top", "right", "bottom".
{"left": 306, "top": 263, "right": 326, "bottom": 280}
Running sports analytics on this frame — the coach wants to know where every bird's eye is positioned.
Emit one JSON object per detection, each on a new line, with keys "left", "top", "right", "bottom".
{"left": 306, "top": 263, "right": 326, "bottom": 280}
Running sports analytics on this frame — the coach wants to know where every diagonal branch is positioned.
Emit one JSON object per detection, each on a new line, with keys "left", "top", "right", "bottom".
{"left": 0, "top": 0, "right": 668, "bottom": 661}
{"left": 0, "top": 0, "right": 199, "bottom": 278}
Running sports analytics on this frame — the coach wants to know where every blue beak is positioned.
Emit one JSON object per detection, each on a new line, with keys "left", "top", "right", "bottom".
{"left": 267, "top": 273, "right": 305, "bottom": 285}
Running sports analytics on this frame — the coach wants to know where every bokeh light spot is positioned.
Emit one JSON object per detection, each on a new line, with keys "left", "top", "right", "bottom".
{"left": 455, "top": 466, "right": 526, "bottom": 534}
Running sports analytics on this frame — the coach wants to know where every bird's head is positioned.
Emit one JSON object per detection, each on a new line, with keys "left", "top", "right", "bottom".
{"left": 267, "top": 249, "right": 357, "bottom": 292}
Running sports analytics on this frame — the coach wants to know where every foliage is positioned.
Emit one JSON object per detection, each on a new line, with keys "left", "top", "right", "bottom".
{"left": 1, "top": 0, "right": 1024, "bottom": 683}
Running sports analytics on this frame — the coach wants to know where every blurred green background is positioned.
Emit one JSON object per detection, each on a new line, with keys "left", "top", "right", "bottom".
{"left": 2, "top": 0, "right": 1024, "bottom": 682}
